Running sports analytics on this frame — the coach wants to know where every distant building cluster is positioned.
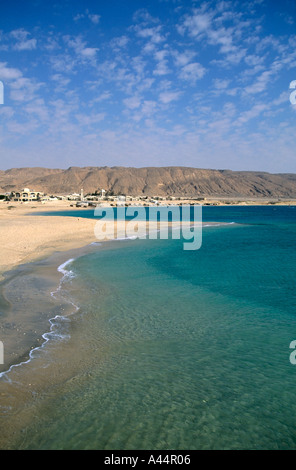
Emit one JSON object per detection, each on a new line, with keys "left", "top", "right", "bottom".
{"left": 0, "top": 187, "right": 123, "bottom": 204}
{"left": 0, "top": 187, "right": 207, "bottom": 206}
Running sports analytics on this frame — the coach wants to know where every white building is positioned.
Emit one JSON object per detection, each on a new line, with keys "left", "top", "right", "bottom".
{"left": 13, "top": 188, "right": 44, "bottom": 202}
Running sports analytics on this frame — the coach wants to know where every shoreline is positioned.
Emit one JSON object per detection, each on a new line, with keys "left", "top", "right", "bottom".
{"left": 0, "top": 243, "right": 90, "bottom": 376}
{"left": 1, "top": 198, "right": 295, "bottom": 279}
{"left": 0, "top": 236, "right": 129, "bottom": 449}
{"left": 0, "top": 201, "right": 99, "bottom": 281}
{"left": 0, "top": 202, "right": 187, "bottom": 378}
{"left": 0, "top": 200, "right": 294, "bottom": 377}
{"left": 0, "top": 198, "right": 229, "bottom": 381}
{"left": 0, "top": 202, "right": 294, "bottom": 449}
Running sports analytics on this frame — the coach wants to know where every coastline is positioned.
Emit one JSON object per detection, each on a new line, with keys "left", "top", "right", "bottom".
{"left": 0, "top": 197, "right": 287, "bottom": 380}
{"left": 0, "top": 201, "right": 295, "bottom": 449}
{"left": 0, "top": 201, "right": 98, "bottom": 281}
{"left": 0, "top": 199, "right": 293, "bottom": 380}
{"left": 0, "top": 200, "right": 179, "bottom": 378}
{"left": 0, "top": 237, "right": 122, "bottom": 449}
{"left": 1, "top": 197, "right": 295, "bottom": 279}
{"left": 0, "top": 205, "right": 215, "bottom": 448}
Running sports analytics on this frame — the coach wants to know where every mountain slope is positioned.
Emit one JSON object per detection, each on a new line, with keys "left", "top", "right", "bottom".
{"left": 0, "top": 166, "right": 296, "bottom": 198}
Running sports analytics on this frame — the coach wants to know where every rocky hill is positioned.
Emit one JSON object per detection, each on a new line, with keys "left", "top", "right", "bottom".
{"left": 0, "top": 166, "right": 296, "bottom": 198}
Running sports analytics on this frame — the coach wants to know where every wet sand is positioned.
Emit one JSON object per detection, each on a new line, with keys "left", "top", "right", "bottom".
{"left": 0, "top": 201, "right": 127, "bottom": 447}
{"left": 0, "top": 200, "right": 152, "bottom": 371}
{"left": 0, "top": 237, "right": 121, "bottom": 449}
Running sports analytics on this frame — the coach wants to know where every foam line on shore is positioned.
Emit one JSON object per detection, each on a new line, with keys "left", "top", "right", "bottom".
{"left": 0, "top": 258, "right": 79, "bottom": 382}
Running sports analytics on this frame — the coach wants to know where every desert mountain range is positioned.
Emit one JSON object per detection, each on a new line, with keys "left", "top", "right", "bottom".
{"left": 0, "top": 166, "right": 296, "bottom": 199}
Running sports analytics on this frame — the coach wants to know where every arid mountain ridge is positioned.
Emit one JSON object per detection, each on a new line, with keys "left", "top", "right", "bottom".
{"left": 1, "top": 166, "right": 296, "bottom": 199}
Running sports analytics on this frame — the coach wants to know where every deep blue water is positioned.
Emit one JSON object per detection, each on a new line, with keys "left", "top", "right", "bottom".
{"left": 38, "top": 204, "right": 296, "bottom": 224}
{"left": 12, "top": 206, "right": 296, "bottom": 449}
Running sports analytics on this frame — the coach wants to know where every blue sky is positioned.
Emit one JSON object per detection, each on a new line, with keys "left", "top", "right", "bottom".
{"left": 0, "top": 0, "right": 295, "bottom": 172}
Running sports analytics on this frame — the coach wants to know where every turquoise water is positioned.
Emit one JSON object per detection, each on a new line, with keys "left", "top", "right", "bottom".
{"left": 6, "top": 206, "right": 296, "bottom": 449}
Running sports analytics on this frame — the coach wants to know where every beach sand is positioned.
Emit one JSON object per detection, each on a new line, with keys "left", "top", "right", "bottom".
{"left": 0, "top": 199, "right": 202, "bottom": 278}
{"left": 0, "top": 201, "right": 99, "bottom": 280}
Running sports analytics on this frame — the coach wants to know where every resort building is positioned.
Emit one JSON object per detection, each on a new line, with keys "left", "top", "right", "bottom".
{"left": 13, "top": 188, "right": 44, "bottom": 202}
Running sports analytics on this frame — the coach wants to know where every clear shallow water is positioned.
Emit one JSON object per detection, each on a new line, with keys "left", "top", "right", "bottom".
{"left": 3, "top": 206, "right": 296, "bottom": 449}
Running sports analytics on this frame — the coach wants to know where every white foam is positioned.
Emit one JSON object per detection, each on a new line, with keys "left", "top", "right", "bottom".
{"left": 51, "top": 258, "right": 76, "bottom": 298}
{"left": 0, "top": 258, "right": 79, "bottom": 381}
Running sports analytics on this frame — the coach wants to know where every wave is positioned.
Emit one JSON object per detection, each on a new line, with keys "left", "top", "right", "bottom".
{"left": 0, "top": 258, "right": 79, "bottom": 382}
{"left": 203, "top": 222, "right": 236, "bottom": 227}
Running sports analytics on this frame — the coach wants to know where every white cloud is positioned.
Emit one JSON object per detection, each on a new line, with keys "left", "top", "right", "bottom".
{"left": 179, "top": 62, "right": 206, "bottom": 83}
{"left": 172, "top": 50, "right": 196, "bottom": 67}
{"left": 44, "top": 36, "right": 60, "bottom": 51}
{"left": 159, "top": 91, "right": 182, "bottom": 104}
{"left": 9, "top": 77, "right": 44, "bottom": 102}
{"left": 10, "top": 29, "right": 37, "bottom": 51}
{"left": 50, "top": 54, "right": 76, "bottom": 73}
{"left": 73, "top": 13, "right": 85, "bottom": 21}
{"left": 244, "top": 58, "right": 284, "bottom": 95}
{"left": 75, "top": 112, "right": 105, "bottom": 126}
{"left": 64, "top": 35, "right": 99, "bottom": 61}
{"left": 212, "top": 78, "right": 230, "bottom": 90}
{"left": 88, "top": 14, "right": 100, "bottom": 25}
{"left": 110, "top": 36, "right": 129, "bottom": 50}
{"left": 24, "top": 98, "right": 50, "bottom": 121}
{"left": 244, "top": 54, "right": 265, "bottom": 67}
{"left": 74, "top": 10, "right": 101, "bottom": 24}
{"left": 244, "top": 70, "right": 272, "bottom": 94}
{"left": 123, "top": 96, "right": 142, "bottom": 109}
{"left": 51, "top": 73, "right": 71, "bottom": 86}
{"left": 94, "top": 91, "right": 112, "bottom": 102}
{"left": 141, "top": 100, "right": 157, "bottom": 116}
{"left": 177, "top": 7, "right": 248, "bottom": 66}
{"left": 153, "top": 62, "right": 170, "bottom": 76}
{"left": 14, "top": 38, "right": 37, "bottom": 51}
{"left": 178, "top": 12, "right": 212, "bottom": 38}
{"left": 153, "top": 49, "right": 170, "bottom": 76}
{"left": 0, "top": 62, "right": 22, "bottom": 80}
{"left": 236, "top": 103, "right": 269, "bottom": 124}
{"left": 80, "top": 47, "right": 98, "bottom": 58}
{"left": 137, "top": 26, "right": 165, "bottom": 44}
{"left": 6, "top": 119, "right": 40, "bottom": 135}
{"left": 132, "top": 9, "right": 160, "bottom": 25}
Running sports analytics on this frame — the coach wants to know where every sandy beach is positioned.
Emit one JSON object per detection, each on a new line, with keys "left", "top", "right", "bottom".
{"left": 0, "top": 200, "right": 178, "bottom": 278}
{"left": 1, "top": 198, "right": 295, "bottom": 279}
{"left": 0, "top": 201, "right": 100, "bottom": 280}
{"left": 0, "top": 199, "right": 295, "bottom": 450}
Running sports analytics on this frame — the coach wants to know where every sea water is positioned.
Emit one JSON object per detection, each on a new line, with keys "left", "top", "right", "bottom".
{"left": 2, "top": 206, "right": 296, "bottom": 449}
